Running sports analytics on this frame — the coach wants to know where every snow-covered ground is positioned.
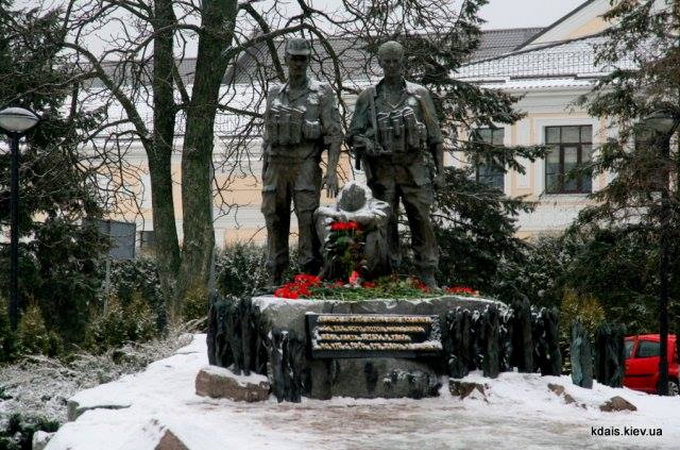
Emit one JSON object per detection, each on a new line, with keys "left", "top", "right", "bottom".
{"left": 45, "top": 334, "right": 680, "bottom": 450}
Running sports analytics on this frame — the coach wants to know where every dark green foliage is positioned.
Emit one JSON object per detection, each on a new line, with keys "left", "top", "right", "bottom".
{"left": 510, "top": 223, "right": 677, "bottom": 336}
{"left": 0, "top": 2, "right": 106, "bottom": 346}
{"left": 215, "top": 243, "right": 303, "bottom": 294}
{"left": 107, "top": 259, "right": 162, "bottom": 308}
{"left": 182, "top": 285, "right": 210, "bottom": 324}
{"left": 83, "top": 258, "right": 165, "bottom": 352}
{"left": 493, "top": 235, "right": 568, "bottom": 308}
{"left": 432, "top": 168, "right": 534, "bottom": 294}
{"left": 85, "top": 293, "right": 158, "bottom": 353}
{"left": 573, "top": 1, "right": 680, "bottom": 335}
{"left": 17, "top": 304, "right": 62, "bottom": 357}
{"left": 561, "top": 225, "right": 665, "bottom": 333}
{"left": 25, "top": 219, "right": 107, "bottom": 344}
{"left": 0, "top": 413, "right": 59, "bottom": 450}
{"left": 0, "top": 299, "right": 17, "bottom": 362}
{"left": 107, "top": 259, "right": 165, "bottom": 330}
{"left": 216, "top": 243, "right": 270, "bottom": 296}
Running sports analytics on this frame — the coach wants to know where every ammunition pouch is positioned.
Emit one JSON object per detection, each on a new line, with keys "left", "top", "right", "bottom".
{"left": 266, "top": 105, "right": 321, "bottom": 146}
{"left": 376, "top": 106, "right": 426, "bottom": 154}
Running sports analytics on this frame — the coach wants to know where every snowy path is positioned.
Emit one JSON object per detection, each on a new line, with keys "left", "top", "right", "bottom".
{"left": 45, "top": 335, "right": 680, "bottom": 450}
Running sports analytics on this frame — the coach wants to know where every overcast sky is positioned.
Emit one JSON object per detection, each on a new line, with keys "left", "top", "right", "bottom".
{"left": 21, "top": 0, "right": 592, "bottom": 57}
{"left": 25, "top": 0, "right": 591, "bottom": 30}
{"left": 480, "top": 0, "right": 588, "bottom": 29}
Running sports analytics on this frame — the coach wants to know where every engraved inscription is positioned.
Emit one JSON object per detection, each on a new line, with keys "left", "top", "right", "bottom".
{"left": 306, "top": 314, "right": 442, "bottom": 359}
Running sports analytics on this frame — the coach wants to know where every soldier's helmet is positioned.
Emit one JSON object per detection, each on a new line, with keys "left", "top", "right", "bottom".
{"left": 337, "top": 182, "right": 367, "bottom": 212}
{"left": 285, "top": 38, "right": 311, "bottom": 56}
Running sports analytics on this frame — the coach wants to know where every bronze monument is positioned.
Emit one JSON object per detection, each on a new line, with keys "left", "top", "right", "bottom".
{"left": 261, "top": 37, "right": 343, "bottom": 286}
{"left": 348, "top": 40, "right": 444, "bottom": 287}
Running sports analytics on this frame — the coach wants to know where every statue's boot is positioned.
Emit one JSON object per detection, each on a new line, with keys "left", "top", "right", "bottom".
{"left": 420, "top": 270, "right": 439, "bottom": 290}
{"left": 265, "top": 270, "right": 284, "bottom": 292}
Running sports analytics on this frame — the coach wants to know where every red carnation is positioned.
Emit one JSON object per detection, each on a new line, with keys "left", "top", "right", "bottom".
{"left": 329, "top": 220, "right": 361, "bottom": 232}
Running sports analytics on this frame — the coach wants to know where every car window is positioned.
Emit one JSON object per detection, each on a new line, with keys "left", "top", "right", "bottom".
{"left": 637, "top": 340, "right": 660, "bottom": 358}
{"left": 624, "top": 341, "right": 634, "bottom": 359}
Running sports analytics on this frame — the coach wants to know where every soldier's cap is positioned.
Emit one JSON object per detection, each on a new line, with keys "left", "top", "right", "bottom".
{"left": 285, "top": 38, "right": 311, "bottom": 56}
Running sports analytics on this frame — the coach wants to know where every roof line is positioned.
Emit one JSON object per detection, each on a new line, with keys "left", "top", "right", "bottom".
{"left": 459, "top": 31, "right": 606, "bottom": 68}
{"left": 514, "top": 0, "right": 598, "bottom": 50}
{"left": 480, "top": 26, "right": 544, "bottom": 33}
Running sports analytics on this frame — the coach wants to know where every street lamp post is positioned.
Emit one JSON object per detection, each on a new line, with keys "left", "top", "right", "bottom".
{"left": 0, "top": 107, "right": 39, "bottom": 330}
{"left": 641, "top": 110, "right": 680, "bottom": 396}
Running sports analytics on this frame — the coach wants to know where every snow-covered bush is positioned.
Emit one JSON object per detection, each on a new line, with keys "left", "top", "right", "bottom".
{"left": 17, "top": 304, "right": 62, "bottom": 357}
{"left": 182, "top": 283, "right": 209, "bottom": 325}
{"left": 216, "top": 243, "right": 270, "bottom": 296}
{"left": 85, "top": 293, "right": 158, "bottom": 353}
{"left": 107, "top": 258, "right": 164, "bottom": 323}
{"left": 0, "top": 413, "right": 59, "bottom": 450}
{"left": 0, "top": 330, "right": 193, "bottom": 424}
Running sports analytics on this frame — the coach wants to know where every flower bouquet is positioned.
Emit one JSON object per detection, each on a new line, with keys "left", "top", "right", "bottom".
{"left": 322, "top": 220, "right": 365, "bottom": 282}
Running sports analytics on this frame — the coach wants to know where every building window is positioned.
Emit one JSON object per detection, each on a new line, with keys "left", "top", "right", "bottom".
{"left": 473, "top": 127, "right": 505, "bottom": 190}
{"left": 545, "top": 125, "right": 592, "bottom": 194}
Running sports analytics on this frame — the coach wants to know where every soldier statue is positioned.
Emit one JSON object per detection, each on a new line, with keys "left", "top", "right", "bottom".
{"left": 348, "top": 40, "right": 444, "bottom": 288}
{"left": 261, "top": 37, "right": 343, "bottom": 287}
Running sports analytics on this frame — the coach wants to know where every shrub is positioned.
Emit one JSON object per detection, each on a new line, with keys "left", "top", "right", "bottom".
{"left": 85, "top": 292, "right": 157, "bottom": 353}
{"left": 559, "top": 290, "right": 606, "bottom": 374}
{"left": 216, "top": 243, "right": 270, "bottom": 295}
{"left": 560, "top": 290, "right": 606, "bottom": 336}
{"left": 182, "top": 283, "right": 209, "bottom": 325}
{"left": 0, "top": 413, "right": 59, "bottom": 450}
{"left": 28, "top": 218, "right": 107, "bottom": 345}
{"left": 106, "top": 258, "right": 166, "bottom": 332}
{"left": 17, "top": 303, "right": 62, "bottom": 357}
{"left": 0, "top": 298, "right": 17, "bottom": 362}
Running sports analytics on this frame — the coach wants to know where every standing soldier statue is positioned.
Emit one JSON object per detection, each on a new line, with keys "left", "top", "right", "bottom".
{"left": 261, "top": 37, "right": 343, "bottom": 287}
{"left": 348, "top": 40, "right": 444, "bottom": 288}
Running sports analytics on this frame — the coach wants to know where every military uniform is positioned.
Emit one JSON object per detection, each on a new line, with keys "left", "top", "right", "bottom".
{"left": 261, "top": 78, "right": 343, "bottom": 280}
{"left": 348, "top": 79, "right": 442, "bottom": 277}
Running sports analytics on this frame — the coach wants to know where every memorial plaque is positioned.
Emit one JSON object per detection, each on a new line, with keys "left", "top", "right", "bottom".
{"left": 306, "top": 313, "right": 442, "bottom": 359}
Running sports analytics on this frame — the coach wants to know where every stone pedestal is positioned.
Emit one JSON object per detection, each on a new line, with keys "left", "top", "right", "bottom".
{"left": 251, "top": 295, "right": 497, "bottom": 337}
{"left": 309, "top": 358, "right": 441, "bottom": 399}
{"left": 250, "top": 295, "right": 500, "bottom": 400}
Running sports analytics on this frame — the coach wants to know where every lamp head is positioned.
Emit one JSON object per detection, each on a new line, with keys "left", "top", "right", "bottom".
{"left": 0, "top": 107, "right": 40, "bottom": 134}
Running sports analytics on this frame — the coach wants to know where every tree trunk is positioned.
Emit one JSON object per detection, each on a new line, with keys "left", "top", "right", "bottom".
{"left": 151, "top": 0, "right": 181, "bottom": 308}
{"left": 178, "top": 0, "right": 237, "bottom": 304}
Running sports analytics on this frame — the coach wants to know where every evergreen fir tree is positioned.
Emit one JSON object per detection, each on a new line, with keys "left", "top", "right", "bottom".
{"left": 572, "top": 0, "right": 680, "bottom": 329}
{"left": 0, "top": 2, "right": 108, "bottom": 344}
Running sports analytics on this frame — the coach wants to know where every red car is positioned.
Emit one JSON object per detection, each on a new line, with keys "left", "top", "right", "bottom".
{"left": 624, "top": 334, "right": 679, "bottom": 396}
